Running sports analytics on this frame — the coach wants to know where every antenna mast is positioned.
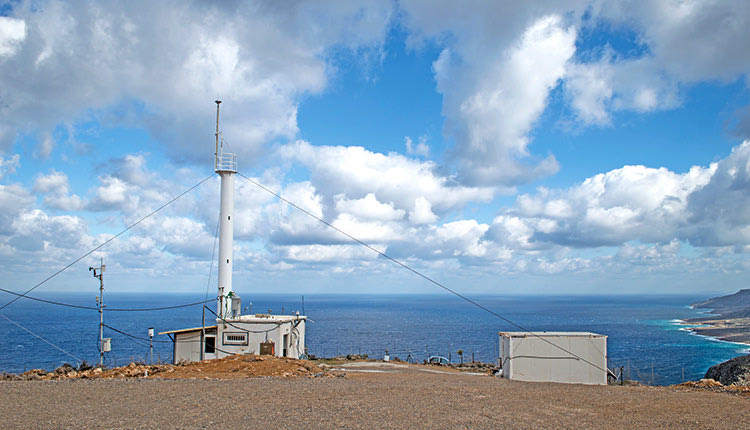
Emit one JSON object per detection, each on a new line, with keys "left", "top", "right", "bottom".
{"left": 214, "top": 100, "right": 221, "bottom": 171}
{"left": 214, "top": 101, "right": 237, "bottom": 319}
{"left": 90, "top": 258, "right": 106, "bottom": 366}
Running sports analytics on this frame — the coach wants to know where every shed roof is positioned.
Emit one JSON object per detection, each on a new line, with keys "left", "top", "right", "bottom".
{"left": 230, "top": 314, "right": 307, "bottom": 323}
{"left": 499, "top": 331, "right": 605, "bottom": 338}
{"left": 159, "top": 325, "right": 217, "bottom": 335}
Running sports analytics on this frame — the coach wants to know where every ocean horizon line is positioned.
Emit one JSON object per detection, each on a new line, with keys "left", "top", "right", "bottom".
{"left": 6, "top": 290, "right": 723, "bottom": 299}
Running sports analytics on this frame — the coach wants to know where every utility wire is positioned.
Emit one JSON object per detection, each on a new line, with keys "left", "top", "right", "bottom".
{"left": 201, "top": 211, "right": 221, "bottom": 357}
{"left": 237, "top": 171, "right": 613, "bottom": 375}
{"left": 0, "top": 313, "right": 83, "bottom": 364}
{"left": 0, "top": 287, "right": 97, "bottom": 310}
{"left": 106, "top": 300, "right": 214, "bottom": 312}
{"left": 0, "top": 174, "right": 214, "bottom": 313}
{"left": 0, "top": 287, "right": 212, "bottom": 312}
{"left": 102, "top": 323, "right": 171, "bottom": 343}
{"left": 205, "top": 211, "right": 221, "bottom": 303}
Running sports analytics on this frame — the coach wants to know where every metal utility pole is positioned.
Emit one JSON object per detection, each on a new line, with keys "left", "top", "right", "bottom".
{"left": 148, "top": 327, "right": 154, "bottom": 364}
{"left": 90, "top": 258, "right": 106, "bottom": 366}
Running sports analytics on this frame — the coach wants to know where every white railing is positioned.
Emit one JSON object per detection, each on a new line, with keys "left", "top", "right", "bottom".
{"left": 216, "top": 152, "right": 237, "bottom": 172}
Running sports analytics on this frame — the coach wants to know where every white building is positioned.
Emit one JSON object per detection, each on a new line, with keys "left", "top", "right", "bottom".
{"left": 161, "top": 101, "right": 307, "bottom": 362}
{"left": 163, "top": 313, "right": 306, "bottom": 362}
{"left": 499, "top": 332, "right": 607, "bottom": 385}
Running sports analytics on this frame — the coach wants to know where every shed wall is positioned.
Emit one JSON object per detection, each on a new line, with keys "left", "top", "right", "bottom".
{"left": 174, "top": 330, "right": 202, "bottom": 363}
{"left": 500, "top": 333, "right": 607, "bottom": 385}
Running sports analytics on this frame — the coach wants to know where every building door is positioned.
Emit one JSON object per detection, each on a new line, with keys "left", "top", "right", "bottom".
{"left": 205, "top": 335, "right": 216, "bottom": 360}
{"left": 283, "top": 333, "right": 289, "bottom": 357}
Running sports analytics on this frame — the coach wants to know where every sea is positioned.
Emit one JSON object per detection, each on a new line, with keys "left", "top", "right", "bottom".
{"left": 1, "top": 292, "right": 747, "bottom": 386}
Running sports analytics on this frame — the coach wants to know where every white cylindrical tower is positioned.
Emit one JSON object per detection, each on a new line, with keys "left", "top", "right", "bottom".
{"left": 214, "top": 100, "right": 237, "bottom": 318}
{"left": 217, "top": 170, "right": 234, "bottom": 318}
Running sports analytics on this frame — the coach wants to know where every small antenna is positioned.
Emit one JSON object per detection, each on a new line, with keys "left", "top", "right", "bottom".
{"left": 215, "top": 100, "right": 222, "bottom": 171}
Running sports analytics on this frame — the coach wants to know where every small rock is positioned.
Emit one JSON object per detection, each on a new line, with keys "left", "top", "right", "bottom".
{"left": 55, "top": 363, "right": 75, "bottom": 375}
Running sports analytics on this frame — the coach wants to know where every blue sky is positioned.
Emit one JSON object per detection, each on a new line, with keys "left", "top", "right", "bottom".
{"left": 2, "top": 0, "right": 750, "bottom": 297}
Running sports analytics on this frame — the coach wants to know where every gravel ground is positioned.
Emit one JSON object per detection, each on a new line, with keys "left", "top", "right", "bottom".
{"left": 1, "top": 365, "right": 748, "bottom": 429}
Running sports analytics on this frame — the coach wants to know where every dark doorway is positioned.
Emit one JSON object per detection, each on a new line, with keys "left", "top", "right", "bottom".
{"left": 205, "top": 336, "right": 215, "bottom": 354}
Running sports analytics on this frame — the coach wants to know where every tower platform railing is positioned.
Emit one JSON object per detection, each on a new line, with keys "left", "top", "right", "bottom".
{"left": 216, "top": 152, "right": 237, "bottom": 172}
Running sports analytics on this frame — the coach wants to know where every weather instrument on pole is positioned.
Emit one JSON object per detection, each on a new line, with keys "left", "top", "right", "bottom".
{"left": 90, "top": 258, "right": 108, "bottom": 365}
{"left": 148, "top": 327, "right": 154, "bottom": 364}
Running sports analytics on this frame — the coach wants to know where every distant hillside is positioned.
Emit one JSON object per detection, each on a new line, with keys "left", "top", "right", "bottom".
{"left": 691, "top": 289, "right": 750, "bottom": 316}
{"left": 716, "top": 309, "right": 750, "bottom": 319}
{"left": 687, "top": 290, "right": 750, "bottom": 344}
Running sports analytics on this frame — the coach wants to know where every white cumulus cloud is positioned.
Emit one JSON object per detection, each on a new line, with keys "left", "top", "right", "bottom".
{"left": 0, "top": 0, "right": 393, "bottom": 163}
{"left": 279, "top": 140, "right": 494, "bottom": 215}
{"left": 33, "top": 170, "right": 84, "bottom": 211}
{"left": 0, "top": 16, "right": 25, "bottom": 56}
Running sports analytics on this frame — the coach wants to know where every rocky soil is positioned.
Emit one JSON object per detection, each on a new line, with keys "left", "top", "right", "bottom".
{"left": 1, "top": 354, "right": 335, "bottom": 381}
{"left": 676, "top": 378, "right": 750, "bottom": 395}
{"left": 1, "top": 357, "right": 749, "bottom": 429}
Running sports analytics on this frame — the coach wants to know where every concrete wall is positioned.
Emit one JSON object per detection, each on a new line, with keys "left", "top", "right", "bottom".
{"left": 500, "top": 332, "right": 607, "bottom": 385}
{"left": 216, "top": 319, "right": 306, "bottom": 359}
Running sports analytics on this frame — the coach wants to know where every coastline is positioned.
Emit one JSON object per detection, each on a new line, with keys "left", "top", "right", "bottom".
{"left": 680, "top": 289, "right": 750, "bottom": 349}
{"left": 679, "top": 317, "right": 750, "bottom": 347}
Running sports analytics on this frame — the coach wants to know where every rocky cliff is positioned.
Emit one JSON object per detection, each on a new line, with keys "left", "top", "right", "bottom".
{"left": 704, "top": 354, "right": 750, "bottom": 386}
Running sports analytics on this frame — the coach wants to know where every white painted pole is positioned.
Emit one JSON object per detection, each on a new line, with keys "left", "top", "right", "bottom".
{"left": 217, "top": 170, "right": 234, "bottom": 318}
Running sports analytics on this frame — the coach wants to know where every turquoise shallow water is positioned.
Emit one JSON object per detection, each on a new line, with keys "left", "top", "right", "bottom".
{"left": 0, "top": 293, "right": 746, "bottom": 385}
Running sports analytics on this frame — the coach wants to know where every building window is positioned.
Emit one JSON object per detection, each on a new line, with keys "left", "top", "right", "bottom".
{"left": 223, "top": 332, "right": 248, "bottom": 346}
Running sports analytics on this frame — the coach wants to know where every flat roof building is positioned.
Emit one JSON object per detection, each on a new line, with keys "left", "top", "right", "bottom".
{"left": 161, "top": 313, "right": 306, "bottom": 363}
{"left": 499, "top": 332, "right": 608, "bottom": 385}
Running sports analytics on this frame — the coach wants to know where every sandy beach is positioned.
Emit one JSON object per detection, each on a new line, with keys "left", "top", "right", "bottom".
{"left": 1, "top": 361, "right": 748, "bottom": 429}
